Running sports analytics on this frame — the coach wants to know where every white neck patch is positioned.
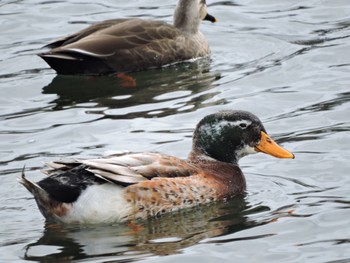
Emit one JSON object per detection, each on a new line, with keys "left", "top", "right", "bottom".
{"left": 235, "top": 144, "right": 258, "bottom": 159}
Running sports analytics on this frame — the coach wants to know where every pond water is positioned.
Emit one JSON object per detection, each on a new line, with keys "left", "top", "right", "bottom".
{"left": 1, "top": 0, "right": 350, "bottom": 262}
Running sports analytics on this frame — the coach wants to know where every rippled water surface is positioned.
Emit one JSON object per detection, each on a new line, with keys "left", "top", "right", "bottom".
{"left": 1, "top": 0, "right": 350, "bottom": 262}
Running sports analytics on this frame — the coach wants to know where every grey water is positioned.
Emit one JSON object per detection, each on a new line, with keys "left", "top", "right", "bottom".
{"left": 1, "top": 0, "right": 350, "bottom": 262}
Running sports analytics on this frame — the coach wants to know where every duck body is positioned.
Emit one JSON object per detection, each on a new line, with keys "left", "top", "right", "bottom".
{"left": 39, "top": 0, "right": 217, "bottom": 75}
{"left": 19, "top": 110, "right": 294, "bottom": 224}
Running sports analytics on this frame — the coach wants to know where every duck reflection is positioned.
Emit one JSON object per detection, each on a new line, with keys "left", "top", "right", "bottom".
{"left": 42, "top": 59, "right": 223, "bottom": 118}
{"left": 22, "top": 197, "right": 271, "bottom": 262}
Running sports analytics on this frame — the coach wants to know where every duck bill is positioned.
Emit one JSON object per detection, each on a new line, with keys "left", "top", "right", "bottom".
{"left": 255, "top": 131, "right": 295, "bottom": 159}
{"left": 204, "top": 13, "right": 217, "bottom": 23}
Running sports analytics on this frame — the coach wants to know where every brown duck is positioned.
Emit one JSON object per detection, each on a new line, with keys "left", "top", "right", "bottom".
{"left": 39, "top": 0, "right": 217, "bottom": 75}
{"left": 19, "top": 110, "right": 294, "bottom": 224}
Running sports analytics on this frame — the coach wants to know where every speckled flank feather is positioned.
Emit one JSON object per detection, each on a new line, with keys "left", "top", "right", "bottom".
{"left": 123, "top": 156, "right": 246, "bottom": 220}
{"left": 125, "top": 175, "right": 217, "bottom": 219}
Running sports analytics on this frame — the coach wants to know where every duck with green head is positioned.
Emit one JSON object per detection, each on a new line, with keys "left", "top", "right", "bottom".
{"left": 19, "top": 110, "right": 294, "bottom": 224}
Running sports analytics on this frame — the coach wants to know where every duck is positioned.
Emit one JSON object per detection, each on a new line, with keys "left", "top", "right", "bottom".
{"left": 38, "top": 0, "right": 217, "bottom": 75}
{"left": 19, "top": 110, "right": 294, "bottom": 224}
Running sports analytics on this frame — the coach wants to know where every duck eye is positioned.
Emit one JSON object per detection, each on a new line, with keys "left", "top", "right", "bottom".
{"left": 239, "top": 123, "right": 247, "bottom": 129}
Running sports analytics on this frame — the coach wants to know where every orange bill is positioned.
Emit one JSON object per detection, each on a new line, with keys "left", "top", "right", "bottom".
{"left": 255, "top": 131, "right": 295, "bottom": 159}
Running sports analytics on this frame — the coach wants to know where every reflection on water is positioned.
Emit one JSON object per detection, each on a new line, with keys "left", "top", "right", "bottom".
{"left": 23, "top": 197, "right": 288, "bottom": 261}
{"left": 43, "top": 59, "right": 223, "bottom": 118}
{"left": 2, "top": 0, "right": 350, "bottom": 262}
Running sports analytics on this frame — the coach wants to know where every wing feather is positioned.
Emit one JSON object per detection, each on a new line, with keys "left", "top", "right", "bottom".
{"left": 81, "top": 159, "right": 144, "bottom": 178}
{"left": 42, "top": 152, "right": 197, "bottom": 186}
{"left": 86, "top": 168, "right": 146, "bottom": 185}
{"left": 45, "top": 19, "right": 131, "bottom": 48}
{"left": 44, "top": 19, "right": 180, "bottom": 59}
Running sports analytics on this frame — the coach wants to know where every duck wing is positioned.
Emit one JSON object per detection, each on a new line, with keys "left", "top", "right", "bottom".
{"left": 44, "top": 152, "right": 197, "bottom": 186}
{"left": 45, "top": 19, "right": 130, "bottom": 48}
{"left": 39, "top": 19, "right": 183, "bottom": 74}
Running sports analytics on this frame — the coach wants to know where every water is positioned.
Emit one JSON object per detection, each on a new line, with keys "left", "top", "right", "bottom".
{"left": 1, "top": 0, "right": 350, "bottom": 262}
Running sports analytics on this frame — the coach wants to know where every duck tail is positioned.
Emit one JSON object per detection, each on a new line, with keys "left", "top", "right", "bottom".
{"left": 18, "top": 167, "right": 73, "bottom": 222}
{"left": 17, "top": 166, "right": 54, "bottom": 215}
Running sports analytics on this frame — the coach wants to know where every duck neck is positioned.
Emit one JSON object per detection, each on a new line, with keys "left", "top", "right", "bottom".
{"left": 189, "top": 143, "right": 240, "bottom": 165}
{"left": 173, "top": 0, "right": 201, "bottom": 34}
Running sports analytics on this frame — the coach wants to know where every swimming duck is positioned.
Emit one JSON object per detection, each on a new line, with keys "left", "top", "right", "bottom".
{"left": 19, "top": 110, "right": 294, "bottom": 224}
{"left": 38, "top": 0, "right": 217, "bottom": 75}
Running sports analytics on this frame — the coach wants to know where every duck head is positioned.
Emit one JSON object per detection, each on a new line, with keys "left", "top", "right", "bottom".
{"left": 174, "top": 0, "right": 217, "bottom": 33}
{"left": 191, "top": 110, "right": 294, "bottom": 164}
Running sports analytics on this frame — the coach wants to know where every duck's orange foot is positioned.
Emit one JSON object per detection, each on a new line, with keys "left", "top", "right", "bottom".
{"left": 269, "top": 209, "right": 295, "bottom": 223}
{"left": 116, "top": 73, "right": 137, "bottom": 88}
{"left": 273, "top": 209, "right": 295, "bottom": 215}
